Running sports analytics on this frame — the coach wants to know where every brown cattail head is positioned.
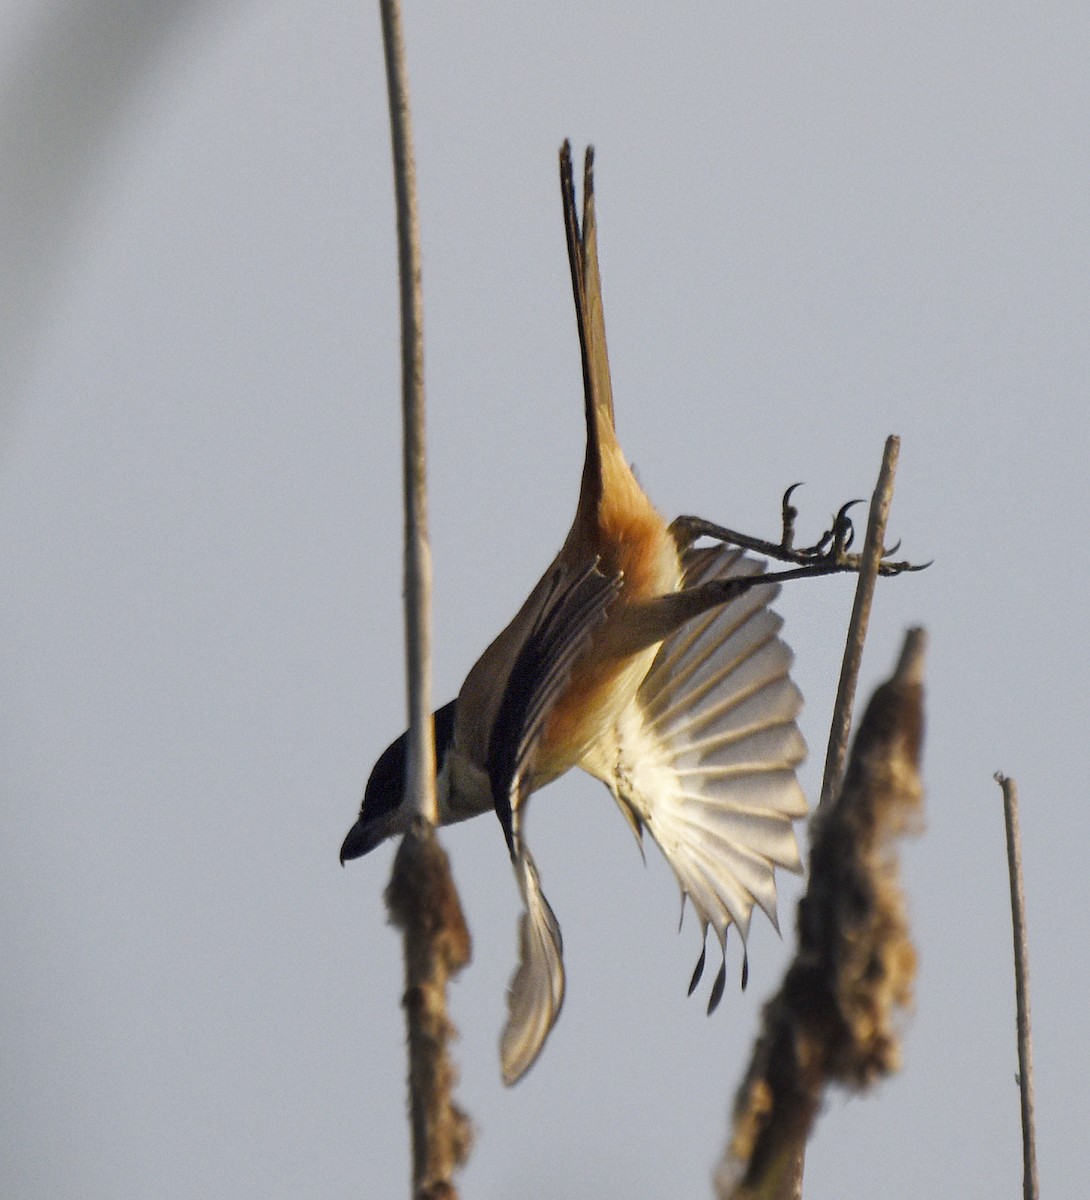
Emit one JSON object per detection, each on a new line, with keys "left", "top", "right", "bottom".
{"left": 385, "top": 822, "right": 474, "bottom": 1198}
{"left": 717, "top": 629, "right": 927, "bottom": 1200}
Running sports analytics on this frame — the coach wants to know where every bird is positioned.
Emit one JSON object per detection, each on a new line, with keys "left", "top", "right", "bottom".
{"left": 342, "top": 142, "right": 896, "bottom": 1085}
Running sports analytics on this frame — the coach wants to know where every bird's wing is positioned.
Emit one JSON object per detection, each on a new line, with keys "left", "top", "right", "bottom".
{"left": 607, "top": 545, "right": 808, "bottom": 1006}
{"left": 487, "top": 559, "right": 623, "bottom": 851}
{"left": 485, "top": 558, "right": 623, "bottom": 1085}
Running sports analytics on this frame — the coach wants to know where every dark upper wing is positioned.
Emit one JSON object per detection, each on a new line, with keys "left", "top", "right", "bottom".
{"left": 488, "top": 559, "right": 622, "bottom": 1085}
{"left": 487, "top": 558, "right": 622, "bottom": 854}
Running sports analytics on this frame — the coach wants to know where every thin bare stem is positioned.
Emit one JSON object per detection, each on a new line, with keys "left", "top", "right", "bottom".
{"left": 378, "top": 3, "right": 472, "bottom": 1196}
{"left": 995, "top": 773, "right": 1039, "bottom": 1200}
{"left": 819, "top": 435, "right": 901, "bottom": 810}
{"left": 380, "top": 0, "right": 435, "bottom": 822}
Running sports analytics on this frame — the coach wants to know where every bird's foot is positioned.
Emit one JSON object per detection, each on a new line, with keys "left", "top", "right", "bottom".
{"left": 670, "top": 484, "right": 927, "bottom": 579}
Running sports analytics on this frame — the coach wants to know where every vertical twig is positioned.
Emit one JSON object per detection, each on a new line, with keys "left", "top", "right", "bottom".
{"left": 818, "top": 434, "right": 901, "bottom": 810}
{"left": 995, "top": 773, "right": 1039, "bottom": 1200}
{"left": 380, "top": 0, "right": 435, "bottom": 821}
{"left": 377, "top": 3, "right": 473, "bottom": 1197}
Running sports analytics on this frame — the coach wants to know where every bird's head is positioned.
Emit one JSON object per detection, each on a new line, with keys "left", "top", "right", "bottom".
{"left": 339, "top": 700, "right": 458, "bottom": 863}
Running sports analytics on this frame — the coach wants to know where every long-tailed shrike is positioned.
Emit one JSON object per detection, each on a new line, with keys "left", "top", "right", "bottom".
{"left": 341, "top": 143, "right": 915, "bottom": 1085}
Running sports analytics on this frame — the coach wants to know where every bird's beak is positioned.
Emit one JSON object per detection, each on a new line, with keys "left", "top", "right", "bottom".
{"left": 339, "top": 818, "right": 385, "bottom": 864}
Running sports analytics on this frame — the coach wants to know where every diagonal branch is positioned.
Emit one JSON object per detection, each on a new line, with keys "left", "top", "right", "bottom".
{"left": 819, "top": 435, "right": 901, "bottom": 810}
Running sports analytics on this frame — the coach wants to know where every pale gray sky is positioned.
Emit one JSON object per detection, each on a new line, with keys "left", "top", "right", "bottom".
{"left": 3, "top": 3, "right": 1087, "bottom": 1196}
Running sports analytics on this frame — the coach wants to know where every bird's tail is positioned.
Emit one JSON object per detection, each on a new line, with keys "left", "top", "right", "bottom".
{"left": 561, "top": 141, "right": 620, "bottom": 523}
{"left": 500, "top": 844, "right": 565, "bottom": 1086}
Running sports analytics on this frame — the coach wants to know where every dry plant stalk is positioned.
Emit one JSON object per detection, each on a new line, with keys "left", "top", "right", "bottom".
{"left": 380, "top": 0, "right": 435, "bottom": 821}
{"left": 716, "top": 628, "right": 927, "bottom": 1200}
{"left": 819, "top": 435, "right": 902, "bottom": 808}
{"left": 995, "top": 774, "right": 1039, "bottom": 1200}
{"left": 377, "top": 0, "right": 472, "bottom": 1195}
{"left": 386, "top": 826, "right": 474, "bottom": 1199}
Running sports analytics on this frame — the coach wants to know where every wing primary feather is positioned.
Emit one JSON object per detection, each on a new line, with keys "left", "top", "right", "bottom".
{"left": 707, "top": 956, "right": 728, "bottom": 1014}
{"left": 688, "top": 939, "right": 708, "bottom": 996}
{"left": 645, "top": 615, "right": 788, "bottom": 735}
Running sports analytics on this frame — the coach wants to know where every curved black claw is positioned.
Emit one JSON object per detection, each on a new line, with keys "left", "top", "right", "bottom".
{"left": 793, "top": 496, "right": 864, "bottom": 560}
{"left": 780, "top": 482, "right": 803, "bottom": 551}
{"left": 877, "top": 555, "right": 933, "bottom": 576}
{"left": 741, "top": 949, "right": 749, "bottom": 992}
{"left": 831, "top": 499, "right": 863, "bottom": 554}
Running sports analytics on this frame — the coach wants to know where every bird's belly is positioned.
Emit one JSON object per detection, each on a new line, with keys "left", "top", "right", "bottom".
{"left": 537, "top": 641, "right": 660, "bottom": 785}
{"left": 539, "top": 505, "right": 682, "bottom": 786}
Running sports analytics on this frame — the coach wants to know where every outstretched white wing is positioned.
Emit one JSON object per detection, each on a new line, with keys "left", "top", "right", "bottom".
{"left": 600, "top": 545, "right": 807, "bottom": 1002}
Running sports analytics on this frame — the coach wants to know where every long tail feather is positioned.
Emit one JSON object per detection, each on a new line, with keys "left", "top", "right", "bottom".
{"left": 500, "top": 846, "right": 566, "bottom": 1086}
{"left": 560, "top": 141, "right": 619, "bottom": 526}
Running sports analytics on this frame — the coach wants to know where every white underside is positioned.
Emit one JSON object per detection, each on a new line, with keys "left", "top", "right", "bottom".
{"left": 610, "top": 545, "right": 807, "bottom": 945}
